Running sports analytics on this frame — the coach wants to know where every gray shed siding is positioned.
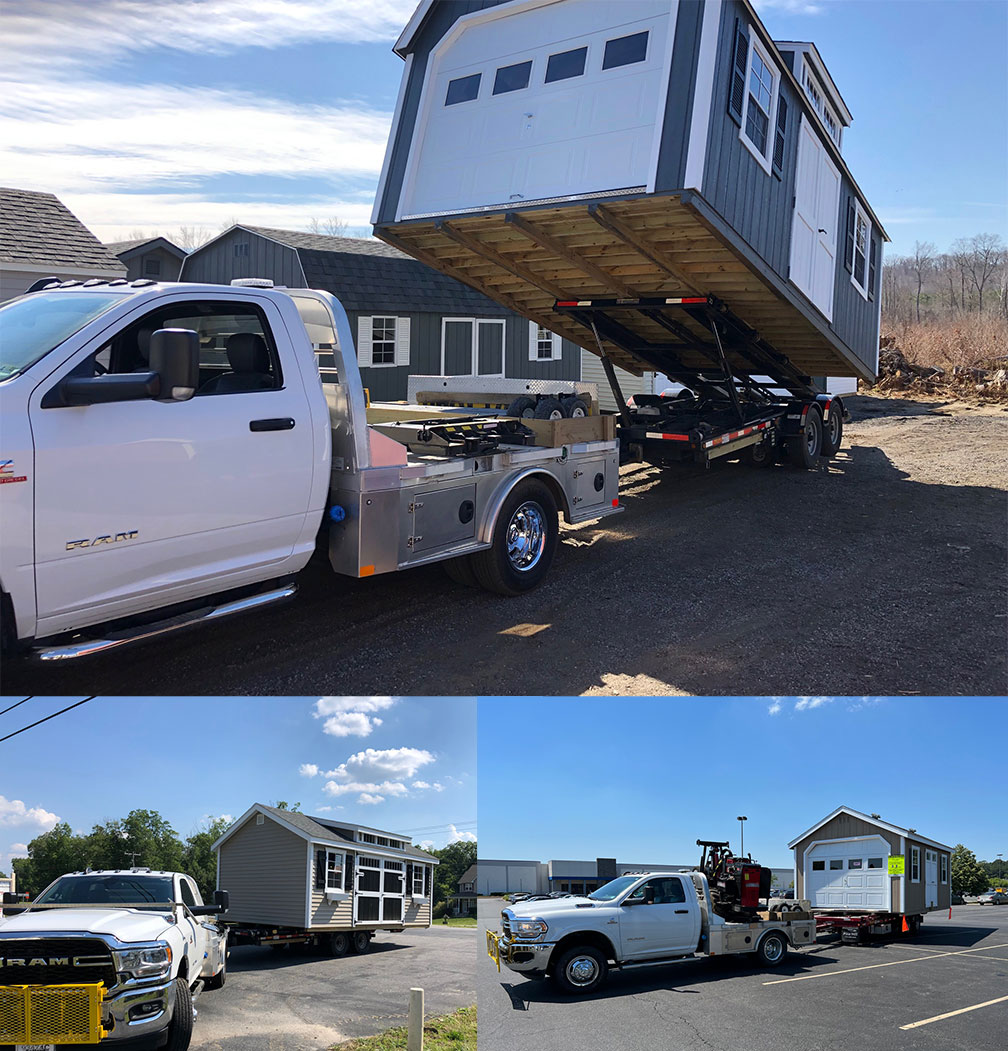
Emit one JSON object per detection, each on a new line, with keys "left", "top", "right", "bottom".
{"left": 122, "top": 247, "right": 183, "bottom": 282}
{"left": 217, "top": 816, "right": 307, "bottom": 927}
{"left": 653, "top": 0, "right": 705, "bottom": 192}
{"left": 182, "top": 230, "right": 304, "bottom": 288}
{"left": 830, "top": 178, "right": 883, "bottom": 365}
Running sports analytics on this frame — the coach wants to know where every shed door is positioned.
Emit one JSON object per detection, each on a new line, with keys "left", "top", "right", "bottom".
{"left": 925, "top": 850, "right": 938, "bottom": 909}
{"left": 806, "top": 837, "right": 890, "bottom": 910}
{"left": 789, "top": 115, "right": 840, "bottom": 321}
{"left": 353, "top": 855, "right": 405, "bottom": 924}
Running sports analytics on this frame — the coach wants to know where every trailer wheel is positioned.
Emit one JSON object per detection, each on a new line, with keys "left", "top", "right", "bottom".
{"left": 534, "top": 396, "right": 565, "bottom": 420}
{"left": 164, "top": 977, "right": 194, "bottom": 1051}
{"left": 744, "top": 437, "right": 774, "bottom": 468}
{"left": 553, "top": 945, "right": 607, "bottom": 995}
{"left": 472, "top": 479, "right": 558, "bottom": 595}
{"left": 565, "top": 396, "right": 590, "bottom": 419}
{"left": 205, "top": 955, "right": 226, "bottom": 989}
{"left": 351, "top": 931, "right": 372, "bottom": 953}
{"left": 787, "top": 406, "right": 822, "bottom": 469}
{"left": 328, "top": 932, "right": 350, "bottom": 957}
{"left": 820, "top": 402, "right": 844, "bottom": 458}
{"left": 506, "top": 395, "right": 536, "bottom": 419}
{"left": 443, "top": 554, "right": 480, "bottom": 588}
{"left": 755, "top": 931, "right": 788, "bottom": 967}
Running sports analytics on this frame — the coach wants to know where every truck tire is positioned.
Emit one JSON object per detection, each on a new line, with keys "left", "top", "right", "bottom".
{"left": 564, "top": 396, "right": 590, "bottom": 419}
{"left": 443, "top": 554, "right": 480, "bottom": 588}
{"left": 533, "top": 396, "right": 565, "bottom": 420}
{"left": 506, "top": 395, "right": 536, "bottom": 419}
{"left": 820, "top": 402, "right": 844, "bottom": 458}
{"left": 787, "top": 406, "right": 822, "bottom": 469}
{"left": 471, "top": 479, "right": 558, "bottom": 595}
{"left": 553, "top": 945, "right": 607, "bottom": 995}
{"left": 205, "top": 955, "right": 226, "bottom": 990}
{"left": 351, "top": 931, "right": 371, "bottom": 953}
{"left": 164, "top": 977, "right": 194, "bottom": 1051}
{"left": 328, "top": 932, "right": 350, "bottom": 957}
{"left": 755, "top": 931, "right": 788, "bottom": 967}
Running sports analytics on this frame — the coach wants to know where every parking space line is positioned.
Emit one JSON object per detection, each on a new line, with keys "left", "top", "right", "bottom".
{"left": 899, "top": 994, "right": 1008, "bottom": 1030}
{"left": 764, "top": 942, "right": 1008, "bottom": 985}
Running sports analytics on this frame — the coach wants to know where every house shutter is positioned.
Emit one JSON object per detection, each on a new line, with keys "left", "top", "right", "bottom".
{"left": 314, "top": 849, "right": 326, "bottom": 892}
{"left": 345, "top": 852, "right": 355, "bottom": 893}
{"left": 528, "top": 320, "right": 538, "bottom": 361}
{"left": 406, "top": 863, "right": 413, "bottom": 897}
{"left": 357, "top": 316, "right": 372, "bottom": 367}
{"left": 844, "top": 199, "right": 855, "bottom": 273}
{"left": 728, "top": 20, "right": 749, "bottom": 125}
{"left": 425, "top": 866, "right": 431, "bottom": 898}
{"left": 772, "top": 94, "right": 788, "bottom": 176}
{"left": 868, "top": 236, "right": 877, "bottom": 301}
{"left": 396, "top": 316, "right": 411, "bottom": 367}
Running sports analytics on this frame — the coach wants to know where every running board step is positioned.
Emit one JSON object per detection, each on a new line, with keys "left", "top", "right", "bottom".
{"left": 37, "top": 583, "right": 298, "bottom": 660}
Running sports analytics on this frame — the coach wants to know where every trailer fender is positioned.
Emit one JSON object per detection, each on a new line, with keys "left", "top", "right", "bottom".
{"left": 546, "top": 931, "right": 618, "bottom": 974}
{"left": 478, "top": 467, "right": 571, "bottom": 545}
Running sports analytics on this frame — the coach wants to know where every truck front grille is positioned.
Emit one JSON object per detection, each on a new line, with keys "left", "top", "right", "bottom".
{"left": 0, "top": 938, "right": 117, "bottom": 990}
{"left": 501, "top": 914, "right": 511, "bottom": 938}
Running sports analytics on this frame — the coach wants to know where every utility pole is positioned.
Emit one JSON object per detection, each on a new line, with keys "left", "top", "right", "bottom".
{"left": 126, "top": 852, "right": 141, "bottom": 867}
{"left": 737, "top": 816, "right": 748, "bottom": 859}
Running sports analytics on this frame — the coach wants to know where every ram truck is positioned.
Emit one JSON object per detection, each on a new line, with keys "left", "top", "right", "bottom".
{"left": 0, "top": 869, "right": 228, "bottom": 1049}
{"left": 487, "top": 869, "right": 815, "bottom": 995}
{"left": 0, "top": 278, "right": 622, "bottom": 659}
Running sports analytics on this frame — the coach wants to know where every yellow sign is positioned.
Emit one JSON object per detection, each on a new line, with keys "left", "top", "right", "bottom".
{"left": 888, "top": 856, "right": 905, "bottom": 875}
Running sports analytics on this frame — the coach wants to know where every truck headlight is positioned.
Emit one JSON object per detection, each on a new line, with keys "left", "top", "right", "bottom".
{"left": 113, "top": 943, "right": 172, "bottom": 979}
{"left": 512, "top": 918, "right": 548, "bottom": 941}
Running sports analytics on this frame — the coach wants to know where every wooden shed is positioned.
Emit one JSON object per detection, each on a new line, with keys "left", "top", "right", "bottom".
{"left": 213, "top": 803, "right": 438, "bottom": 932}
{"left": 374, "top": 0, "right": 889, "bottom": 390}
{"left": 789, "top": 806, "right": 952, "bottom": 915}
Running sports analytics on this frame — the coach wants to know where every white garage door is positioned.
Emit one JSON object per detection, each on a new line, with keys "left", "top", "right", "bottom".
{"left": 401, "top": 0, "right": 675, "bottom": 218}
{"left": 806, "top": 836, "right": 890, "bottom": 910}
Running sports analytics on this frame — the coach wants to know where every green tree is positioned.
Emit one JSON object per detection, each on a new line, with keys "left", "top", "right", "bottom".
{"left": 11, "top": 823, "right": 89, "bottom": 897}
{"left": 431, "top": 840, "right": 477, "bottom": 911}
{"left": 950, "top": 844, "right": 989, "bottom": 896}
{"left": 182, "top": 817, "right": 233, "bottom": 901}
{"left": 87, "top": 810, "right": 184, "bottom": 872}
{"left": 272, "top": 801, "right": 301, "bottom": 812}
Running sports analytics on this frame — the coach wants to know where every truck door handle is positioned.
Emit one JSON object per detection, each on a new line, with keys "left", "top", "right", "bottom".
{"left": 250, "top": 417, "right": 295, "bottom": 432}
{"left": 675, "top": 909, "right": 689, "bottom": 914}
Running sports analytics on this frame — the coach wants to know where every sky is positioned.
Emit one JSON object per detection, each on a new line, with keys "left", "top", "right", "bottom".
{"left": 1, "top": 0, "right": 1004, "bottom": 257}
{"left": 0, "top": 696, "right": 475, "bottom": 874}
{"left": 477, "top": 697, "right": 1008, "bottom": 867}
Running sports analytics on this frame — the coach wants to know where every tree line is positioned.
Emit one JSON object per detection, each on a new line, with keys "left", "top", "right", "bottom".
{"left": 882, "top": 233, "right": 1007, "bottom": 325}
{"left": 950, "top": 844, "right": 1007, "bottom": 896}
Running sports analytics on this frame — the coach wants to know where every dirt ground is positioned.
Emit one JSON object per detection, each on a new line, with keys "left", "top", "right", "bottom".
{"left": 4, "top": 393, "right": 1006, "bottom": 698}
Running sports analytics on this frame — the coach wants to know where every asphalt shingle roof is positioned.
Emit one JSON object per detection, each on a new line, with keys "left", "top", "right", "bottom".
{"left": 105, "top": 236, "right": 186, "bottom": 259}
{"left": 0, "top": 187, "right": 126, "bottom": 273}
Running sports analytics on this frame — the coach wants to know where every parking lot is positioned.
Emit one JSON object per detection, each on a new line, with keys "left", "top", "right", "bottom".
{"left": 477, "top": 899, "right": 1008, "bottom": 1051}
{"left": 191, "top": 926, "right": 475, "bottom": 1051}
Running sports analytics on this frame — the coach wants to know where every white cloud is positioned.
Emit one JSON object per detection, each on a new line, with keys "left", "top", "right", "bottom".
{"left": 10, "top": 843, "right": 28, "bottom": 854}
{"left": 767, "top": 700, "right": 782, "bottom": 715}
{"left": 299, "top": 763, "right": 320, "bottom": 778}
{"left": 0, "top": 796, "right": 60, "bottom": 831}
{"left": 448, "top": 824, "right": 477, "bottom": 843}
{"left": 794, "top": 697, "right": 834, "bottom": 711}
{"left": 322, "top": 780, "right": 409, "bottom": 799}
{"left": 325, "top": 746, "right": 434, "bottom": 782}
{"left": 419, "top": 840, "right": 435, "bottom": 851}
{"left": 754, "top": 0, "right": 825, "bottom": 14}
{"left": 314, "top": 698, "right": 398, "bottom": 738}
{"left": 412, "top": 781, "right": 431, "bottom": 790}
{"left": 357, "top": 793, "right": 384, "bottom": 806}
{"left": 432, "top": 782, "right": 444, "bottom": 792}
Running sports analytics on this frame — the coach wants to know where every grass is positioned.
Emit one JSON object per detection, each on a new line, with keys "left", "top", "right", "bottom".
{"left": 883, "top": 313, "right": 1008, "bottom": 372}
{"left": 438, "top": 916, "right": 477, "bottom": 927}
{"left": 330, "top": 1005, "right": 476, "bottom": 1051}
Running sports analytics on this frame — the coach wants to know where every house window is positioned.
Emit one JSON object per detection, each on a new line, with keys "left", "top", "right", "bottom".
{"left": 358, "top": 316, "right": 409, "bottom": 369}
{"left": 144, "top": 257, "right": 161, "bottom": 277}
{"left": 910, "top": 846, "right": 920, "bottom": 882}
{"left": 603, "top": 31, "right": 648, "bottom": 70}
{"left": 326, "top": 851, "right": 344, "bottom": 893}
{"left": 529, "top": 321, "right": 561, "bottom": 361}
{"left": 811, "top": 860, "right": 825, "bottom": 871}
{"left": 801, "top": 59, "right": 842, "bottom": 149}
{"left": 371, "top": 317, "right": 395, "bottom": 365}
{"left": 493, "top": 60, "right": 532, "bottom": 95}
{"left": 413, "top": 866, "right": 426, "bottom": 896}
{"left": 744, "top": 47, "right": 774, "bottom": 157}
{"left": 234, "top": 242, "right": 249, "bottom": 258}
{"left": 848, "top": 200, "right": 871, "bottom": 300}
{"left": 360, "top": 832, "right": 376, "bottom": 844}
{"left": 446, "top": 73, "right": 480, "bottom": 105}
{"left": 940, "top": 854, "right": 948, "bottom": 884}
{"left": 545, "top": 46, "right": 587, "bottom": 84}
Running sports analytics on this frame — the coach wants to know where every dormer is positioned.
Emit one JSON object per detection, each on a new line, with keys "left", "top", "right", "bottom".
{"left": 774, "top": 41, "right": 852, "bottom": 152}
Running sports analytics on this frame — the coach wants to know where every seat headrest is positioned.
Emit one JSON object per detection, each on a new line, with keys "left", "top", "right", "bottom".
{"left": 136, "top": 326, "right": 156, "bottom": 363}
{"left": 226, "top": 332, "right": 270, "bottom": 374}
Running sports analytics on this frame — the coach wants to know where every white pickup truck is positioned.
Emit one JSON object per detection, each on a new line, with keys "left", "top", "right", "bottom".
{"left": 0, "top": 278, "right": 621, "bottom": 659}
{"left": 0, "top": 868, "right": 228, "bottom": 1049}
{"left": 487, "top": 870, "right": 815, "bottom": 994}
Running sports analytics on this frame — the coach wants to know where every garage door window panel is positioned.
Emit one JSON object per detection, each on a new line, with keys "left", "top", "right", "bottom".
{"left": 446, "top": 73, "right": 481, "bottom": 105}
{"left": 868, "top": 857, "right": 883, "bottom": 868}
{"left": 545, "top": 46, "right": 587, "bottom": 84}
{"left": 493, "top": 60, "right": 532, "bottom": 95}
{"left": 603, "top": 31, "right": 649, "bottom": 70}
{"left": 829, "top": 859, "right": 843, "bottom": 870}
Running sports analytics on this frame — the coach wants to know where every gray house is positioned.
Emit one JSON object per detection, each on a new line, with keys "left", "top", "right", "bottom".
{"left": 374, "top": 0, "right": 888, "bottom": 391}
{"left": 180, "top": 224, "right": 585, "bottom": 401}
{"left": 0, "top": 186, "right": 126, "bottom": 303}
{"left": 214, "top": 803, "right": 438, "bottom": 932}
{"left": 789, "top": 806, "right": 952, "bottom": 916}
{"left": 106, "top": 236, "right": 186, "bottom": 282}
{"left": 450, "top": 863, "right": 478, "bottom": 916}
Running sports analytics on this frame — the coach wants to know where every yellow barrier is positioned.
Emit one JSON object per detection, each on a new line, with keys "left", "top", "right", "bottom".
{"left": 486, "top": 929, "right": 501, "bottom": 972}
{"left": 0, "top": 982, "right": 106, "bottom": 1045}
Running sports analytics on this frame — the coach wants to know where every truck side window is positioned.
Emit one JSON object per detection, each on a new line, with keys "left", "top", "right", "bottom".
{"left": 180, "top": 880, "right": 197, "bottom": 908}
{"left": 649, "top": 878, "right": 686, "bottom": 905}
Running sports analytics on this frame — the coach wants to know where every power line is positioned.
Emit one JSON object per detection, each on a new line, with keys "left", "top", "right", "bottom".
{"left": 0, "top": 696, "right": 33, "bottom": 716}
{"left": 0, "top": 697, "right": 95, "bottom": 743}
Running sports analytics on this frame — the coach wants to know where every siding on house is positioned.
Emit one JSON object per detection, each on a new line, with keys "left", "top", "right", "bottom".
{"left": 181, "top": 228, "right": 305, "bottom": 287}
{"left": 308, "top": 881, "right": 353, "bottom": 928}
{"left": 218, "top": 815, "right": 307, "bottom": 928}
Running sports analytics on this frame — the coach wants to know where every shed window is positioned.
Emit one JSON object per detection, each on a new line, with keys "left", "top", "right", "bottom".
{"left": 234, "top": 242, "right": 249, "bottom": 258}
{"left": 545, "top": 46, "right": 587, "bottom": 84}
{"left": 811, "top": 860, "right": 825, "bottom": 871}
{"left": 371, "top": 316, "right": 396, "bottom": 365}
{"left": 829, "top": 859, "right": 843, "bottom": 870}
{"left": 910, "top": 846, "right": 920, "bottom": 882}
{"left": 867, "top": 857, "right": 883, "bottom": 868}
{"left": 940, "top": 854, "right": 948, "bottom": 884}
{"left": 745, "top": 50, "right": 773, "bottom": 154}
{"left": 144, "top": 257, "right": 161, "bottom": 277}
{"left": 413, "top": 865, "right": 426, "bottom": 896}
{"left": 326, "top": 850, "right": 344, "bottom": 892}
{"left": 493, "top": 60, "right": 532, "bottom": 95}
{"left": 603, "top": 31, "right": 648, "bottom": 70}
{"left": 849, "top": 200, "right": 872, "bottom": 301}
{"left": 529, "top": 321, "right": 561, "bottom": 361}
{"left": 848, "top": 859, "right": 863, "bottom": 869}
{"left": 735, "top": 27, "right": 780, "bottom": 175}
{"left": 446, "top": 73, "right": 480, "bottom": 106}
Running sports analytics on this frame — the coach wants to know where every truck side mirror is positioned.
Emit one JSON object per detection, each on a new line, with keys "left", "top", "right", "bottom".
{"left": 149, "top": 328, "right": 199, "bottom": 401}
{"left": 213, "top": 889, "right": 230, "bottom": 913}
{"left": 2, "top": 892, "right": 18, "bottom": 905}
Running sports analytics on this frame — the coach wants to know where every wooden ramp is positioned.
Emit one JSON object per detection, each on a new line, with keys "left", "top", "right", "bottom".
{"left": 377, "top": 191, "right": 873, "bottom": 384}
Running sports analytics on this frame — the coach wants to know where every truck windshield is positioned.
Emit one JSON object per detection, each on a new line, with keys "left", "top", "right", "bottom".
{"left": 34, "top": 874, "right": 174, "bottom": 909}
{"left": 588, "top": 875, "right": 640, "bottom": 901}
{"left": 0, "top": 292, "right": 123, "bottom": 379}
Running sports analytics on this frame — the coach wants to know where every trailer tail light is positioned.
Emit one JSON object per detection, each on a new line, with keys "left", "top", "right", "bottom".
{"left": 360, "top": 565, "right": 375, "bottom": 577}
{"left": 664, "top": 296, "right": 708, "bottom": 305}
{"left": 612, "top": 498, "right": 619, "bottom": 507}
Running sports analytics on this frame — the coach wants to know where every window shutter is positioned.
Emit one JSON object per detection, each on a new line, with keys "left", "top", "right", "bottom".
{"left": 357, "top": 316, "right": 372, "bottom": 368}
{"left": 844, "top": 199, "right": 855, "bottom": 273}
{"left": 314, "top": 849, "right": 326, "bottom": 892}
{"left": 528, "top": 320, "right": 539, "bottom": 361}
{"left": 772, "top": 94, "right": 788, "bottom": 176}
{"left": 550, "top": 331, "right": 561, "bottom": 361}
{"left": 396, "top": 316, "right": 411, "bottom": 367}
{"left": 406, "top": 863, "right": 413, "bottom": 897}
{"left": 425, "top": 866, "right": 431, "bottom": 898}
{"left": 868, "top": 236, "right": 877, "bottom": 301}
{"left": 345, "top": 853, "right": 355, "bottom": 894}
{"left": 728, "top": 20, "right": 748, "bottom": 125}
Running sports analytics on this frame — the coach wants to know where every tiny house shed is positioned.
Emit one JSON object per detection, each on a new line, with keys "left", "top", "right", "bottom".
{"left": 213, "top": 803, "right": 438, "bottom": 931}
{"left": 789, "top": 806, "right": 952, "bottom": 915}
{"left": 374, "top": 0, "right": 888, "bottom": 393}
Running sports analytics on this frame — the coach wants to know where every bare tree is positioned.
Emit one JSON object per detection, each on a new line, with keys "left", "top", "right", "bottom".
{"left": 308, "top": 216, "right": 352, "bottom": 238}
{"left": 964, "top": 233, "right": 1004, "bottom": 314}
{"left": 172, "top": 225, "right": 214, "bottom": 252}
{"left": 910, "top": 241, "right": 935, "bottom": 323}
{"left": 950, "top": 238, "right": 973, "bottom": 312}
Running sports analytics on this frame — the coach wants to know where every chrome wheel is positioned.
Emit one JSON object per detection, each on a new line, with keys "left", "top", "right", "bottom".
{"left": 506, "top": 501, "right": 546, "bottom": 572}
{"left": 828, "top": 411, "right": 841, "bottom": 445}
{"left": 805, "top": 418, "right": 819, "bottom": 457}
{"left": 566, "top": 955, "right": 599, "bottom": 987}
{"left": 761, "top": 934, "right": 784, "bottom": 963}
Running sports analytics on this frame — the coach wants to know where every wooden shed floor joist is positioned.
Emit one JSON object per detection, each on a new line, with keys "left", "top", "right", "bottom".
{"left": 377, "top": 192, "right": 872, "bottom": 383}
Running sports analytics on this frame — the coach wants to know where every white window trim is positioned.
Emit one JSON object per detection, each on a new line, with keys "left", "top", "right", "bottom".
{"left": 738, "top": 27, "right": 779, "bottom": 176}
{"left": 440, "top": 316, "right": 506, "bottom": 377}
{"left": 528, "top": 320, "right": 561, "bottom": 362}
{"left": 412, "top": 865, "right": 428, "bottom": 899}
{"left": 369, "top": 315, "right": 398, "bottom": 368}
{"left": 324, "top": 848, "right": 348, "bottom": 900}
{"left": 910, "top": 845, "right": 921, "bottom": 883}
{"left": 850, "top": 200, "right": 871, "bottom": 302}
{"left": 940, "top": 853, "right": 948, "bottom": 885}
